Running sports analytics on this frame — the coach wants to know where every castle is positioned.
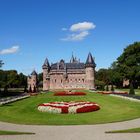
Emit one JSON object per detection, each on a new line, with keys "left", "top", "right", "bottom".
{"left": 27, "top": 52, "right": 96, "bottom": 91}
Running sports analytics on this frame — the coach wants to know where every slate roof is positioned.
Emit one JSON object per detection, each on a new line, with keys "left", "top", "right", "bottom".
{"left": 85, "top": 52, "right": 96, "bottom": 67}
{"left": 31, "top": 70, "right": 37, "bottom": 75}
{"left": 42, "top": 58, "right": 50, "bottom": 68}
{"left": 51, "top": 62, "right": 85, "bottom": 70}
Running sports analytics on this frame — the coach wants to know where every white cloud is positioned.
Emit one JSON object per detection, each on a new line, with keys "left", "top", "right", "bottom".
{"left": 70, "top": 22, "right": 96, "bottom": 32}
{"left": 61, "top": 31, "right": 89, "bottom": 41}
{"left": 61, "top": 21, "right": 96, "bottom": 41}
{"left": 0, "top": 46, "right": 19, "bottom": 55}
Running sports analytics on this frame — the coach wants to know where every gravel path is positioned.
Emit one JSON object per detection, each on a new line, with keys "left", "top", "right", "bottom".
{"left": 0, "top": 118, "right": 140, "bottom": 140}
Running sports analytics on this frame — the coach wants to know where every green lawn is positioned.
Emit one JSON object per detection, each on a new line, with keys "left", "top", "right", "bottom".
{"left": 106, "top": 127, "right": 140, "bottom": 133}
{"left": 0, "top": 130, "right": 35, "bottom": 135}
{"left": 0, "top": 90, "right": 140, "bottom": 125}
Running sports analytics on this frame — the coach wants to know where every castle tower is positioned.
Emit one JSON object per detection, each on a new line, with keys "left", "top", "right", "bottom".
{"left": 42, "top": 58, "right": 50, "bottom": 91}
{"left": 85, "top": 52, "right": 96, "bottom": 90}
{"left": 27, "top": 70, "right": 37, "bottom": 92}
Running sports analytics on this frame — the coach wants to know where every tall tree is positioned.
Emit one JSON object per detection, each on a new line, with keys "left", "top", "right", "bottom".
{"left": 117, "top": 42, "right": 140, "bottom": 87}
{"left": 116, "top": 42, "right": 140, "bottom": 94}
{"left": 0, "top": 60, "right": 4, "bottom": 68}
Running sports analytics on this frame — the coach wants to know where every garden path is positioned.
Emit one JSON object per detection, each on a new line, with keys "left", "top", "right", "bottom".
{"left": 0, "top": 118, "right": 140, "bottom": 140}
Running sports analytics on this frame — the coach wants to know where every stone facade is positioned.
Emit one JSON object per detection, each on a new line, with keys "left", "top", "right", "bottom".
{"left": 42, "top": 53, "right": 96, "bottom": 90}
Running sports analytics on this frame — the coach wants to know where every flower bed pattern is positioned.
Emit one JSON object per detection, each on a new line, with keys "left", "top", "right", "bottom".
{"left": 38, "top": 101, "right": 100, "bottom": 114}
{"left": 54, "top": 91, "right": 86, "bottom": 96}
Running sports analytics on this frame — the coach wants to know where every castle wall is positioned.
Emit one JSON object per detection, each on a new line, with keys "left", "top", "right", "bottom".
{"left": 49, "top": 72, "right": 86, "bottom": 89}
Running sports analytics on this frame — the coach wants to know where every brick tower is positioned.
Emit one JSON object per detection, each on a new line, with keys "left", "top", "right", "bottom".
{"left": 42, "top": 58, "right": 50, "bottom": 91}
{"left": 85, "top": 52, "right": 96, "bottom": 90}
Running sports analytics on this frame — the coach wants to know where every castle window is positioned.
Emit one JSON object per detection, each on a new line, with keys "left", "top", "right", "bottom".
{"left": 55, "top": 79, "right": 56, "bottom": 83}
{"left": 79, "top": 79, "right": 80, "bottom": 82}
{"left": 61, "top": 79, "right": 62, "bottom": 83}
{"left": 82, "top": 79, "right": 84, "bottom": 82}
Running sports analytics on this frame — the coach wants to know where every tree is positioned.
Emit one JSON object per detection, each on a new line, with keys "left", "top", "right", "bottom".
{"left": 95, "top": 80, "right": 105, "bottom": 90}
{"left": 106, "top": 85, "right": 109, "bottom": 91}
{"left": 0, "top": 60, "right": 4, "bottom": 68}
{"left": 116, "top": 42, "right": 140, "bottom": 88}
{"left": 129, "top": 82, "right": 135, "bottom": 95}
{"left": 96, "top": 69, "right": 110, "bottom": 85}
{"left": 111, "top": 84, "right": 114, "bottom": 91}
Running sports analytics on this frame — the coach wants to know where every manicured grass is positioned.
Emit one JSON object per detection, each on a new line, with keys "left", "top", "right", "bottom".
{"left": 106, "top": 127, "right": 140, "bottom": 133}
{"left": 0, "top": 90, "right": 140, "bottom": 125}
{"left": 0, "top": 130, "right": 35, "bottom": 135}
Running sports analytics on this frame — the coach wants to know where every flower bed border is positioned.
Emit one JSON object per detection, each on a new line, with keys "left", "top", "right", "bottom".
{"left": 38, "top": 101, "right": 100, "bottom": 114}
{"left": 97, "top": 91, "right": 128, "bottom": 95}
{"left": 54, "top": 91, "right": 86, "bottom": 96}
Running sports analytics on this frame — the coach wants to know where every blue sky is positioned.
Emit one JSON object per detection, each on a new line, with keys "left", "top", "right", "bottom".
{"left": 0, "top": 0, "right": 140, "bottom": 75}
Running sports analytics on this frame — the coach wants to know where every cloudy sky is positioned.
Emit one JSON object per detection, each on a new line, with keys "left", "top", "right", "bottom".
{"left": 0, "top": 0, "right": 140, "bottom": 75}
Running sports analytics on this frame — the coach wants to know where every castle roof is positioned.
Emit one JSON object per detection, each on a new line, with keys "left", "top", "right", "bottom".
{"left": 31, "top": 70, "right": 37, "bottom": 75}
{"left": 43, "top": 53, "right": 95, "bottom": 70}
{"left": 85, "top": 52, "right": 96, "bottom": 67}
{"left": 51, "top": 62, "right": 85, "bottom": 70}
{"left": 42, "top": 58, "right": 50, "bottom": 69}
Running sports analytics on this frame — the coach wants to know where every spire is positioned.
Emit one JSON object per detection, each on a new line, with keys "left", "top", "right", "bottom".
{"left": 70, "top": 52, "right": 79, "bottom": 63}
{"left": 31, "top": 70, "right": 37, "bottom": 75}
{"left": 42, "top": 58, "right": 50, "bottom": 69}
{"left": 70, "top": 53, "right": 75, "bottom": 63}
{"left": 85, "top": 52, "right": 96, "bottom": 67}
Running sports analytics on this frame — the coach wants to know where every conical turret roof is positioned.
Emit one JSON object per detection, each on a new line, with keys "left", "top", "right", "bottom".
{"left": 42, "top": 58, "right": 50, "bottom": 69}
{"left": 31, "top": 70, "right": 37, "bottom": 75}
{"left": 85, "top": 52, "right": 96, "bottom": 67}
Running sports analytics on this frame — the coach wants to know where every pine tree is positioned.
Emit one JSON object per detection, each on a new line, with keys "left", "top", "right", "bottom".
{"left": 106, "top": 85, "right": 109, "bottom": 91}
{"left": 24, "top": 84, "right": 27, "bottom": 93}
{"left": 129, "top": 82, "right": 135, "bottom": 95}
{"left": 111, "top": 84, "right": 114, "bottom": 91}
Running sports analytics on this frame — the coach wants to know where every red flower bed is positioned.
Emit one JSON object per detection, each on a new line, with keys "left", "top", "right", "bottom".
{"left": 97, "top": 91, "right": 128, "bottom": 94}
{"left": 38, "top": 101, "right": 100, "bottom": 114}
{"left": 54, "top": 91, "right": 86, "bottom": 96}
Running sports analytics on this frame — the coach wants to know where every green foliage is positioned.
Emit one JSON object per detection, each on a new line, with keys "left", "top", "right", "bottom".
{"left": 129, "top": 82, "right": 135, "bottom": 95}
{"left": 0, "top": 70, "right": 27, "bottom": 88}
{"left": 95, "top": 80, "right": 105, "bottom": 90}
{"left": 0, "top": 60, "right": 4, "bottom": 68}
{"left": 111, "top": 84, "right": 114, "bottom": 91}
{"left": 106, "top": 85, "right": 109, "bottom": 91}
{"left": 96, "top": 68, "right": 123, "bottom": 88}
{"left": 95, "top": 69, "right": 110, "bottom": 84}
{"left": 116, "top": 42, "right": 140, "bottom": 88}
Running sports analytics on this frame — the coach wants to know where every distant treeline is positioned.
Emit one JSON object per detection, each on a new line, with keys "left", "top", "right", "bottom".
{"left": 0, "top": 70, "right": 43, "bottom": 89}
{"left": 0, "top": 70, "right": 27, "bottom": 88}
